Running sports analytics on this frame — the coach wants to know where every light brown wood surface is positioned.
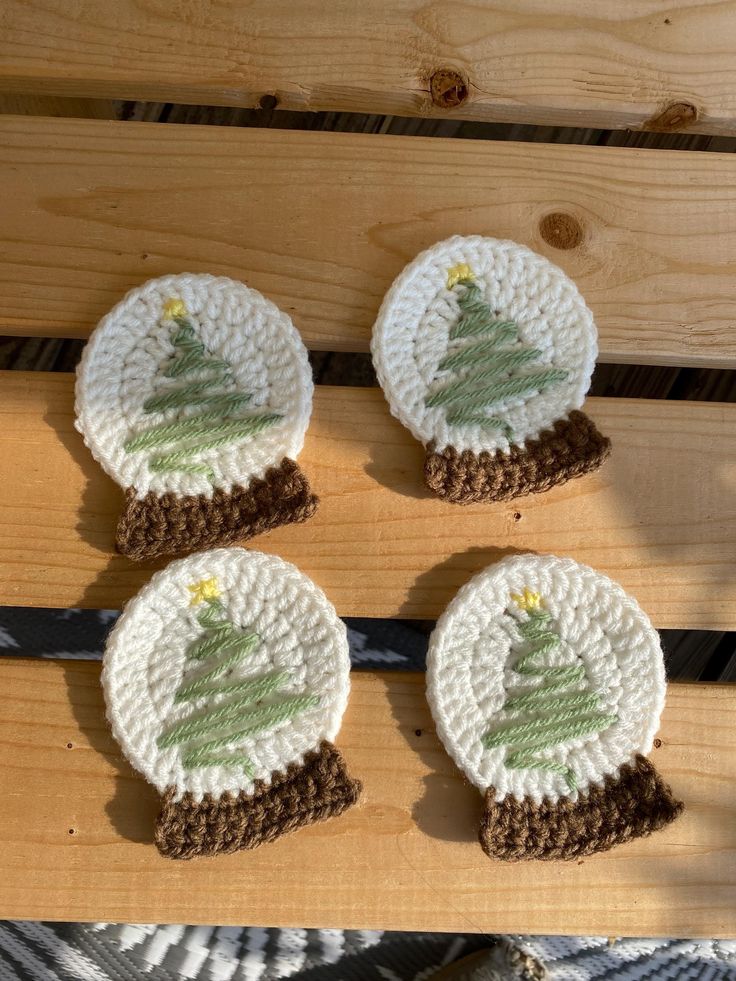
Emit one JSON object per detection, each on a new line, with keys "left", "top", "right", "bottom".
{"left": 1, "top": 116, "right": 736, "bottom": 367}
{"left": 0, "top": 658, "right": 732, "bottom": 934}
{"left": 2, "top": 371, "right": 735, "bottom": 628}
{"left": 0, "top": 94, "right": 118, "bottom": 118}
{"left": 1, "top": 2, "right": 735, "bottom": 134}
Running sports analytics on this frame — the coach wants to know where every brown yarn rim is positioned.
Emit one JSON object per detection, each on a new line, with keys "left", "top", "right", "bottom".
{"left": 424, "top": 410, "right": 611, "bottom": 504}
{"left": 155, "top": 741, "right": 361, "bottom": 860}
{"left": 479, "top": 754, "right": 683, "bottom": 861}
{"left": 116, "top": 457, "right": 318, "bottom": 562}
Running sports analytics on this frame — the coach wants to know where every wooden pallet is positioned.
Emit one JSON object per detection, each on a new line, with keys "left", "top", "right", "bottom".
{"left": 0, "top": 660, "right": 733, "bottom": 935}
{"left": 0, "top": 3, "right": 734, "bottom": 936}
{"left": 2, "top": 1, "right": 736, "bottom": 133}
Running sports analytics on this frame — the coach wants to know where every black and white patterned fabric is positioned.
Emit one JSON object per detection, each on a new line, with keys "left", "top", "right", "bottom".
{"left": 511, "top": 935, "right": 736, "bottom": 980}
{"left": 0, "top": 609, "right": 429, "bottom": 670}
{"left": 0, "top": 924, "right": 734, "bottom": 981}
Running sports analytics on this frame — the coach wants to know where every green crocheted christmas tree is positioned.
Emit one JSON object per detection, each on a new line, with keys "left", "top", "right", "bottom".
{"left": 481, "top": 588, "right": 616, "bottom": 792}
{"left": 426, "top": 273, "right": 568, "bottom": 436}
{"left": 157, "top": 577, "right": 319, "bottom": 776}
{"left": 124, "top": 298, "right": 281, "bottom": 480}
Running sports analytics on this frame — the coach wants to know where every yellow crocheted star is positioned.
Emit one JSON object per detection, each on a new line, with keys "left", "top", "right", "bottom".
{"left": 163, "top": 298, "right": 187, "bottom": 320}
{"left": 188, "top": 577, "right": 221, "bottom": 606}
{"left": 511, "top": 587, "right": 544, "bottom": 612}
{"left": 446, "top": 263, "right": 474, "bottom": 289}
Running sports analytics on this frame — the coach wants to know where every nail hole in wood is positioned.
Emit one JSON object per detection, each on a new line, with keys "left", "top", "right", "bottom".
{"left": 66, "top": 742, "right": 73, "bottom": 749}
{"left": 415, "top": 729, "right": 422, "bottom": 737}
{"left": 68, "top": 828, "right": 76, "bottom": 835}
{"left": 429, "top": 68, "right": 469, "bottom": 109}
{"left": 513, "top": 511, "right": 522, "bottom": 522}
{"left": 259, "top": 94, "right": 279, "bottom": 111}
{"left": 654, "top": 738, "right": 663, "bottom": 748}
{"left": 539, "top": 212, "right": 583, "bottom": 251}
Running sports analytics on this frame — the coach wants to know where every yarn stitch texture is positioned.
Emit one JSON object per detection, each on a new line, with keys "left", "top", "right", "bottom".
{"left": 156, "top": 742, "right": 360, "bottom": 859}
{"left": 116, "top": 459, "right": 317, "bottom": 562}
{"left": 424, "top": 411, "right": 610, "bottom": 504}
{"left": 371, "top": 236, "right": 610, "bottom": 502}
{"left": 480, "top": 587, "right": 616, "bottom": 793}
{"left": 425, "top": 274, "right": 569, "bottom": 433}
{"left": 103, "top": 549, "right": 360, "bottom": 857}
{"left": 480, "top": 755, "right": 683, "bottom": 861}
{"left": 426, "top": 554, "right": 682, "bottom": 859}
{"left": 123, "top": 298, "right": 281, "bottom": 480}
{"left": 75, "top": 274, "right": 317, "bottom": 559}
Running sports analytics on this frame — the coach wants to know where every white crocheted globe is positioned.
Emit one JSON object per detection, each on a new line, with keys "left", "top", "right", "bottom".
{"left": 371, "top": 236, "right": 597, "bottom": 454}
{"left": 426, "top": 554, "right": 666, "bottom": 805}
{"left": 103, "top": 549, "right": 350, "bottom": 800}
{"left": 75, "top": 273, "right": 313, "bottom": 497}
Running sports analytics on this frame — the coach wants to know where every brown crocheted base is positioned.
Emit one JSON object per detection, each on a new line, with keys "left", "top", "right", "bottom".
{"left": 479, "top": 755, "right": 683, "bottom": 862}
{"left": 424, "top": 410, "right": 611, "bottom": 504}
{"left": 155, "top": 742, "right": 361, "bottom": 860}
{"left": 116, "top": 457, "right": 318, "bottom": 561}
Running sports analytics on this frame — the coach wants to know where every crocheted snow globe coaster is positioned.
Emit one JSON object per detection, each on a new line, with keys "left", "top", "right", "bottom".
{"left": 103, "top": 548, "right": 361, "bottom": 859}
{"left": 76, "top": 274, "right": 318, "bottom": 562}
{"left": 371, "top": 236, "right": 611, "bottom": 504}
{"left": 426, "top": 554, "right": 683, "bottom": 861}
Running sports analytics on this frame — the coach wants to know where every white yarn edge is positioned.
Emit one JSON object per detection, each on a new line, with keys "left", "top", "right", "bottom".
{"left": 102, "top": 548, "right": 350, "bottom": 801}
{"left": 75, "top": 273, "right": 314, "bottom": 499}
{"left": 371, "top": 235, "right": 598, "bottom": 454}
{"left": 426, "top": 553, "right": 667, "bottom": 804}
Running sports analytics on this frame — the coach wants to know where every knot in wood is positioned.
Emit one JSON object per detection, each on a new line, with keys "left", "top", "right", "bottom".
{"left": 646, "top": 101, "right": 698, "bottom": 132}
{"left": 430, "top": 68, "right": 469, "bottom": 109}
{"left": 539, "top": 212, "right": 583, "bottom": 250}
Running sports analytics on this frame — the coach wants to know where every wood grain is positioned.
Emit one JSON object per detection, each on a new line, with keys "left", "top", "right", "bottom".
{"left": 1, "top": 2, "right": 736, "bottom": 133}
{"left": 0, "top": 658, "right": 732, "bottom": 934}
{"left": 0, "top": 93, "right": 118, "bottom": 118}
{"left": 2, "top": 372, "right": 735, "bottom": 628}
{"left": 1, "top": 116, "right": 736, "bottom": 367}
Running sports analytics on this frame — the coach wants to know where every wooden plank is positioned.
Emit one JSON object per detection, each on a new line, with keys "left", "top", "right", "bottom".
{"left": 1, "top": 2, "right": 736, "bottom": 134}
{"left": 0, "top": 93, "right": 118, "bottom": 118}
{"left": 0, "top": 658, "right": 732, "bottom": 934}
{"left": 0, "top": 117, "right": 736, "bottom": 368}
{"left": 1, "top": 372, "right": 735, "bottom": 629}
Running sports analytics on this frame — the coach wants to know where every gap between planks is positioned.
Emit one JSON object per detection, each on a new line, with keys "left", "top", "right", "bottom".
{"left": 1, "top": 372, "right": 735, "bottom": 628}
{"left": 0, "top": 115, "right": 735, "bottom": 366}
